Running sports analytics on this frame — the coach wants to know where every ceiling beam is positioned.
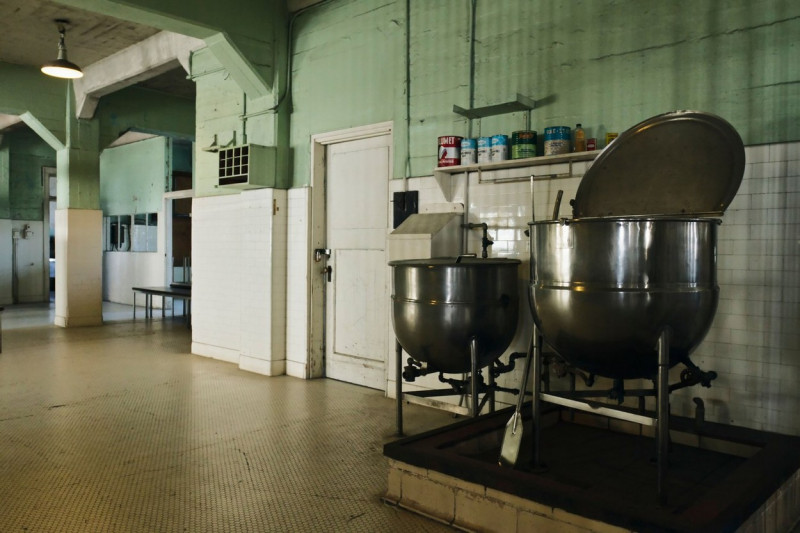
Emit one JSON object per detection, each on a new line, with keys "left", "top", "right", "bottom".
{"left": 0, "top": 114, "right": 23, "bottom": 132}
{"left": 20, "top": 112, "right": 65, "bottom": 151}
{"left": 54, "top": 0, "right": 281, "bottom": 101}
{"left": 72, "top": 31, "right": 204, "bottom": 119}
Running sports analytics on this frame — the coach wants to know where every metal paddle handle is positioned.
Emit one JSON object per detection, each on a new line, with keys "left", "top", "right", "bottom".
{"left": 512, "top": 337, "right": 535, "bottom": 431}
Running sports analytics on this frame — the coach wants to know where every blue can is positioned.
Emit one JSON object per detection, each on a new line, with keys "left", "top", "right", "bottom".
{"left": 477, "top": 136, "right": 492, "bottom": 163}
{"left": 460, "top": 138, "right": 477, "bottom": 165}
{"left": 544, "top": 126, "right": 571, "bottom": 155}
{"left": 490, "top": 134, "right": 509, "bottom": 161}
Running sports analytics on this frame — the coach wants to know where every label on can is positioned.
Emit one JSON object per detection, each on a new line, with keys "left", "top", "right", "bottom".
{"left": 544, "top": 126, "right": 571, "bottom": 155}
{"left": 477, "top": 137, "right": 492, "bottom": 163}
{"left": 438, "top": 136, "right": 463, "bottom": 167}
{"left": 460, "top": 138, "right": 477, "bottom": 165}
{"left": 490, "top": 134, "right": 509, "bottom": 161}
{"left": 511, "top": 130, "right": 537, "bottom": 159}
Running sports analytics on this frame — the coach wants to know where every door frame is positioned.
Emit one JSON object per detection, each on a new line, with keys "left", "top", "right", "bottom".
{"left": 163, "top": 188, "right": 194, "bottom": 285}
{"left": 41, "top": 166, "right": 57, "bottom": 301}
{"left": 308, "top": 121, "right": 393, "bottom": 380}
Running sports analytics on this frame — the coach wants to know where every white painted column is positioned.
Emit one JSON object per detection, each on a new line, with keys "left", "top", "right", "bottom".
{"left": 54, "top": 209, "right": 103, "bottom": 327}
{"left": 191, "top": 189, "right": 288, "bottom": 376}
{"left": 239, "top": 188, "right": 288, "bottom": 376}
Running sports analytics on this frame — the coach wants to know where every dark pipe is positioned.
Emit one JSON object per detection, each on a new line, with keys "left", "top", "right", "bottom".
{"left": 657, "top": 328, "right": 671, "bottom": 505}
{"left": 693, "top": 397, "right": 705, "bottom": 433}
{"left": 552, "top": 190, "right": 564, "bottom": 220}
{"left": 462, "top": 222, "right": 494, "bottom": 258}
{"left": 396, "top": 340, "right": 404, "bottom": 437}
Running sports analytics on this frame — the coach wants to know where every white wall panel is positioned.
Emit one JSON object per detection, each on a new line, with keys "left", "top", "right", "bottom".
{"left": 286, "top": 188, "right": 310, "bottom": 378}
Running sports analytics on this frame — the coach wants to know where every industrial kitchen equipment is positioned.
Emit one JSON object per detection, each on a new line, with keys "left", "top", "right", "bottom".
{"left": 527, "top": 110, "right": 745, "bottom": 501}
{"left": 390, "top": 255, "right": 524, "bottom": 433}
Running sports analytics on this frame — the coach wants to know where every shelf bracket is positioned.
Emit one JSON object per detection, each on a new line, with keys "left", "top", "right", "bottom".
{"left": 453, "top": 93, "right": 536, "bottom": 120}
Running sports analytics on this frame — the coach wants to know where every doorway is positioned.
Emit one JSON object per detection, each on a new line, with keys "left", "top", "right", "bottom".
{"left": 169, "top": 171, "right": 192, "bottom": 285}
{"left": 42, "top": 166, "right": 56, "bottom": 302}
{"left": 309, "top": 122, "right": 393, "bottom": 391}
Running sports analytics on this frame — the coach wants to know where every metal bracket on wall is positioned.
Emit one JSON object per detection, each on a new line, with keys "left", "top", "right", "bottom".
{"left": 433, "top": 150, "right": 601, "bottom": 199}
{"left": 452, "top": 93, "right": 536, "bottom": 120}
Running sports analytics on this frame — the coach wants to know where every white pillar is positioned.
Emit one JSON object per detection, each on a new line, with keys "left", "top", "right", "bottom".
{"left": 54, "top": 208, "right": 103, "bottom": 327}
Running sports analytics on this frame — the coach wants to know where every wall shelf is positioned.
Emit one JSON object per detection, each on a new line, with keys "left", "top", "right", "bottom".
{"left": 453, "top": 93, "right": 536, "bottom": 120}
{"left": 432, "top": 150, "right": 601, "bottom": 201}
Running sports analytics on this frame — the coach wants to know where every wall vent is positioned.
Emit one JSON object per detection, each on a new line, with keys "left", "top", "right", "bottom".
{"left": 218, "top": 144, "right": 276, "bottom": 189}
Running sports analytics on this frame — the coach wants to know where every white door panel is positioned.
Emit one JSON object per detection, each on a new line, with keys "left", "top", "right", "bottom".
{"left": 333, "top": 249, "right": 386, "bottom": 362}
{"left": 325, "top": 133, "right": 390, "bottom": 391}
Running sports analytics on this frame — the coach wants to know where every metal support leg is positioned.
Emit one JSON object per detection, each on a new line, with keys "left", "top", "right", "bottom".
{"left": 657, "top": 328, "right": 671, "bottom": 505}
{"left": 470, "top": 337, "right": 479, "bottom": 417}
{"left": 489, "top": 363, "right": 496, "bottom": 413}
{"left": 396, "top": 340, "right": 404, "bottom": 437}
{"left": 532, "top": 331, "right": 543, "bottom": 470}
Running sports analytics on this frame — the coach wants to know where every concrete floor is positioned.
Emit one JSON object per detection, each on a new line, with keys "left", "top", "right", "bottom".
{"left": 0, "top": 303, "right": 455, "bottom": 532}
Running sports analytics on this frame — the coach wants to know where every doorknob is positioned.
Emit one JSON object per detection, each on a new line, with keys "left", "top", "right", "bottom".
{"left": 314, "top": 248, "right": 331, "bottom": 262}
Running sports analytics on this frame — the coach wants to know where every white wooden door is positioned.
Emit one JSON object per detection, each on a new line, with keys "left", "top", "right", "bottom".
{"left": 325, "top": 134, "right": 390, "bottom": 390}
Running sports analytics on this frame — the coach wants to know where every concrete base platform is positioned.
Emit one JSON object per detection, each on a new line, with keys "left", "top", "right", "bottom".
{"left": 384, "top": 404, "right": 800, "bottom": 532}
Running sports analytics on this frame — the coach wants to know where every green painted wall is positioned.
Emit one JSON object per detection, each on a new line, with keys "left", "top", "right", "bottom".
{"left": 192, "top": 47, "right": 288, "bottom": 196}
{"left": 172, "top": 141, "right": 193, "bottom": 173}
{"left": 290, "top": 0, "right": 406, "bottom": 183}
{"left": 100, "top": 136, "right": 169, "bottom": 215}
{"left": 0, "top": 62, "right": 68, "bottom": 145}
{"left": 8, "top": 129, "right": 56, "bottom": 220}
{"left": 0, "top": 142, "right": 9, "bottom": 219}
{"left": 96, "top": 86, "right": 195, "bottom": 150}
{"left": 288, "top": 0, "right": 800, "bottom": 184}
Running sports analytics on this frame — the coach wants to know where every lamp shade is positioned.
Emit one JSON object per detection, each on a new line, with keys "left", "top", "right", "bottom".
{"left": 41, "top": 59, "right": 83, "bottom": 79}
{"left": 41, "top": 21, "right": 83, "bottom": 79}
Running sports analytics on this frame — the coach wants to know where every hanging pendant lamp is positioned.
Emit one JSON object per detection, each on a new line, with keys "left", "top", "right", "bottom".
{"left": 41, "top": 19, "right": 83, "bottom": 79}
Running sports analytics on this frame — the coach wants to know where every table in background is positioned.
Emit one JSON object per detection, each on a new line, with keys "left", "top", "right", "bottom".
{"left": 132, "top": 286, "right": 191, "bottom": 325}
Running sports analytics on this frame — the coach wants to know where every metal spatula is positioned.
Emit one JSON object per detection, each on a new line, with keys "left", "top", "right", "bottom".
{"left": 499, "top": 338, "right": 534, "bottom": 467}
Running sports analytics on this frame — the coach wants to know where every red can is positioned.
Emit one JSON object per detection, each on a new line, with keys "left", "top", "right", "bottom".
{"left": 587, "top": 138, "right": 597, "bottom": 151}
{"left": 438, "top": 136, "right": 463, "bottom": 167}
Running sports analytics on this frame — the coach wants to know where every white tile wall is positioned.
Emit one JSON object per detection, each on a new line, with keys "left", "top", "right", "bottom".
{"left": 682, "top": 142, "right": 800, "bottom": 435}
{"left": 286, "top": 188, "right": 310, "bottom": 379}
{"left": 0, "top": 219, "right": 12, "bottom": 305}
{"left": 238, "top": 189, "right": 287, "bottom": 376}
{"left": 271, "top": 190, "right": 288, "bottom": 374}
{"left": 103, "top": 252, "right": 166, "bottom": 306}
{"left": 191, "top": 190, "right": 288, "bottom": 375}
{"left": 191, "top": 194, "right": 242, "bottom": 363}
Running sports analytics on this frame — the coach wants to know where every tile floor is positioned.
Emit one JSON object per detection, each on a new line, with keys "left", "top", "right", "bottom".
{"left": 0, "top": 303, "right": 455, "bottom": 532}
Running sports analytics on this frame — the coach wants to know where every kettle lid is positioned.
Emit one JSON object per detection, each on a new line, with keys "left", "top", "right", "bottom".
{"left": 572, "top": 110, "right": 745, "bottom": 218}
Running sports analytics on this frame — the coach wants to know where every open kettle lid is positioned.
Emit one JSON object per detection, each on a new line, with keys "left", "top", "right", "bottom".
{"left": 572, "top": 110, "right": 745, "bottom": 218}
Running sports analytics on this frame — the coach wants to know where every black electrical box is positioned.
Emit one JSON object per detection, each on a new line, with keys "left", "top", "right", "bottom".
{"left": 392, "top": 191, "right": 419, "bottom": 229}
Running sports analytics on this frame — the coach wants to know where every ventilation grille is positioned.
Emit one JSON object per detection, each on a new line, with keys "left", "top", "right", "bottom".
{"left": 216, "top": 144, "right": 276, "bottom": 189}
{"left": 218, "top": 145, "right": 250, "bottom": 185}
